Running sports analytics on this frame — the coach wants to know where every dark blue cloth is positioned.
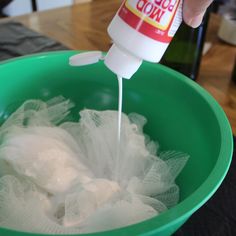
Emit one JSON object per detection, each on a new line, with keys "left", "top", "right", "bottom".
{"left": 175, "top": 136, "right": 236, "bottom": 236}
{"left": 0, "top": 21, "right": 68, "bottom": 61}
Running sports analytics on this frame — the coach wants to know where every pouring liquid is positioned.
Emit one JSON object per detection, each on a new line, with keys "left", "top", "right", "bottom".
{"left": 115, "top": 75, "right": 123, "bottom": 181}
{"left": 117, "top": 75, "right": 123, "bottom": 143}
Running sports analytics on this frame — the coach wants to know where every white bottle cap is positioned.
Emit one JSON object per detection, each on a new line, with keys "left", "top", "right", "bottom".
{"left": 104, "top": 44, "right": 142, "bottom": 79}
{"left": 69, "top": 51, "right": 103, "bottom": 66}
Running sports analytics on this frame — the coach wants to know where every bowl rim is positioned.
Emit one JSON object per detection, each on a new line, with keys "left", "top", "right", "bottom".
{"left": 0, "top": 51, "right": 233, "bottom": 236}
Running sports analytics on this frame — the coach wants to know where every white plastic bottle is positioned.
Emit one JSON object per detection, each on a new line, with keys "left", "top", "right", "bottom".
{"left": 104, "top": 0, "right": 183, "bottom": 79}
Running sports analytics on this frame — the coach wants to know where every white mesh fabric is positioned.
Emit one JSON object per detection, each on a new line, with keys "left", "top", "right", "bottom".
{"left": 79, "top": 194, "right": 158, "bottom": 233}
{"left": 0, "top": 176, "right": 82, "bottom": 234}
{"left": 0, "top": 98, "right": 189, "bottom": 234}
{"left": 0, "top": 127, "right": 93, "bottom": 194}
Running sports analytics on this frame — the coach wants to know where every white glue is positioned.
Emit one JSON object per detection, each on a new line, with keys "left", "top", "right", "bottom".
{"left": 117, "top": 75, "right": 123, "bottom": 143}
{"left": 115, "top": 75, "right": 123, "bottom": 181}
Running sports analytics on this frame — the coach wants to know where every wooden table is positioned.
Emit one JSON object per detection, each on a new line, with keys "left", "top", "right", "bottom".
{"left": 1, "top": 0, "right": 236, "bottom": 134}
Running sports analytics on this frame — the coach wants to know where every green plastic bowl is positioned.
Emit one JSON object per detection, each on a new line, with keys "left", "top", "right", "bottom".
{"left": 0, "top": 51, "right": 233, "bottom": 236}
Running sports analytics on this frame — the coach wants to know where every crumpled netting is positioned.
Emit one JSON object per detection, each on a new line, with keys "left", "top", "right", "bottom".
{"left": 0, "top": 98, "right": 189, "bottom": 234}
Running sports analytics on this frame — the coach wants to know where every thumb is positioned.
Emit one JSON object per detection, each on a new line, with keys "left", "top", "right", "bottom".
{"left": 183, "top": 0, "right": 213, "bottom": 28}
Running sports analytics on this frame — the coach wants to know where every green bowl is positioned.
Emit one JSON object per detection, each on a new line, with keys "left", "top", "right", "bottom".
{"left": 0, "top": 51, "right": 233, "bottom": 236}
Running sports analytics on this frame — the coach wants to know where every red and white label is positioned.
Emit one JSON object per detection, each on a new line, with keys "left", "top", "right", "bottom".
{"left": 118, "top": 0, "right": 182, "bottom": 43}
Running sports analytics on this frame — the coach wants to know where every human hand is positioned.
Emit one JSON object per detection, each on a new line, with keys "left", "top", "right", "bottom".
{"left": 183, "top": 0, "right": 214, "bottom": 28}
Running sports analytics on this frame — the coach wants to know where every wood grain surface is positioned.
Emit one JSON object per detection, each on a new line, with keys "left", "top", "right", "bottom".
{"left": 198, "top": 14, "right": 236, "bottom": 135}
{"left": 1, "top": 0, "right": 236, "bottom": 134}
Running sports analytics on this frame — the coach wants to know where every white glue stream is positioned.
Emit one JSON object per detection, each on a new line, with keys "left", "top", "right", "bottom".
{"left": 70, "top": 52, "right": 124, "bottom": 183}
{"left": 69, "top": 52, "right": 124, "bottom": 154}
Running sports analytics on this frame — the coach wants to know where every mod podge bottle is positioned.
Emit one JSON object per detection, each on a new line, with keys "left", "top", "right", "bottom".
{"left": 104, "top": 0, "right": 183, "bottom": 79}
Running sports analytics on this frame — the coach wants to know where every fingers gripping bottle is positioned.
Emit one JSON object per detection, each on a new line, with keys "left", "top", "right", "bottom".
{"left": 104, "top": 0, "right": 183, "bottom": 79}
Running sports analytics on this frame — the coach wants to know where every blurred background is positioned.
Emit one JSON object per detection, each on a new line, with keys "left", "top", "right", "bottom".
{"left": 0, "top": 0, "right": 235, "bottom": 80}
{"left": 0, "top": 0, "right": 91, "bottom": 17}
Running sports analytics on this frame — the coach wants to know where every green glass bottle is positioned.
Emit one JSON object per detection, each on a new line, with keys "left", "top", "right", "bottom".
{"left": 160, "top": 9, "right": 211, "bottom": 81}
